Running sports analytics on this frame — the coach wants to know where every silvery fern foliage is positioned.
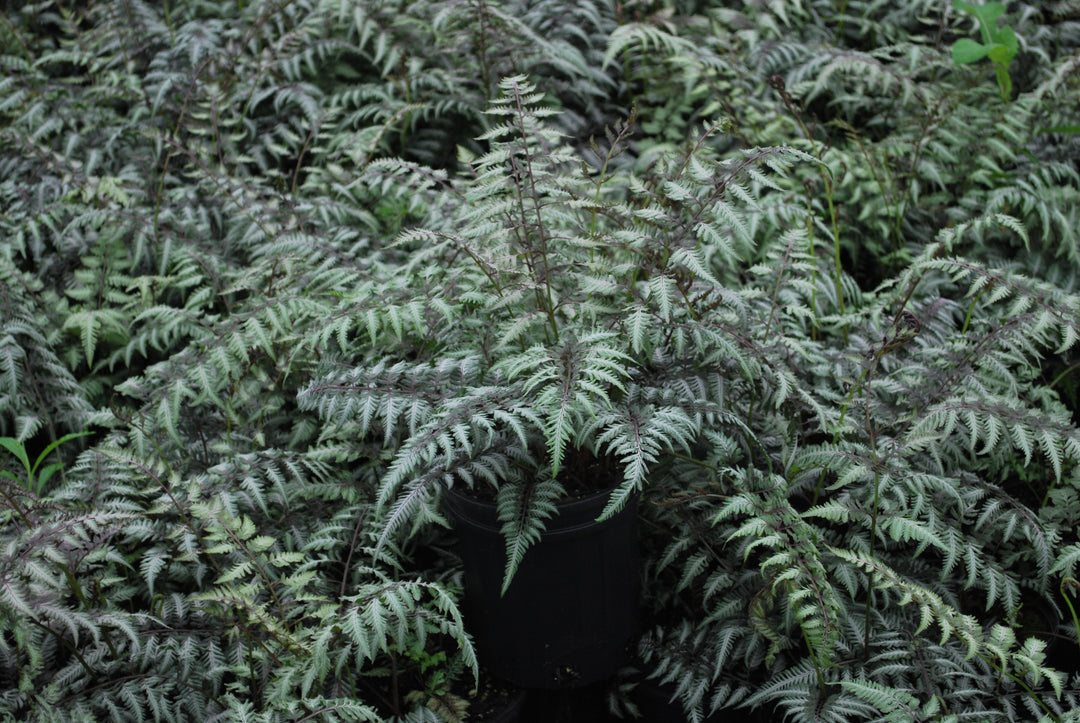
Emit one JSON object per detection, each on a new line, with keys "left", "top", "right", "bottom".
{"left": 2, "top": 0, "right": 1080, "bottom": 721}
{"left": 0, "top": 2, "right": 493, "bottom": 720}
{"left": 627, "top": 2, "right": 1080, "bottom": 722}
{"left": 300, "top": 74, "right": 812, "bottom": 590}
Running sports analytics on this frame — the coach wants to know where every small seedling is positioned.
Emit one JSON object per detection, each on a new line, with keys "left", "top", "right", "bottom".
{"left": 0, "top": 431, "right": 91, "bottom": 497}
{"left": 951, "top": 1, "right": 1018, "bottom": 103}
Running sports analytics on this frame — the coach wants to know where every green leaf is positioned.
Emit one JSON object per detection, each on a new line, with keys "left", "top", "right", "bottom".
{"left": 954, "top": 1, "right": 1006, "bottom": 35}
{"left": 988, "top": 26, "right": 1017, "bottom": 63}
{"left": 34, "top": 462, "right": 65, "bottom": 495}
{"left": 32, "top": 431, "right": 92, "bottom": 477}
{"left": 952, "top": 38, "right": 990, "bottom": 65}
{"left": 986, "top": 43, "right": 1013, "bottom": 66}
{"left": 0, "top": 437, "right": 32, "bottom": 478}
{"left": 973, "top": 2, "right": 1006, "bottom": 29}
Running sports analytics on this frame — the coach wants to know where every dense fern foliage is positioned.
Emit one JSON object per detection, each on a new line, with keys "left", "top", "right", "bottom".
{"left": 2, "top": 0, "right": 1080, "bottom": 721}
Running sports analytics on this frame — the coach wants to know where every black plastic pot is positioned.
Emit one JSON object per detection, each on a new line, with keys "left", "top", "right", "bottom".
{"left": 444, "top": 484, "right": 640, "bottom": 690}
{"left": 477, "top": 687, "right": 527, "bottom": 723}
{"left": 628, "top": 678, "right": 730, "bottom": 723}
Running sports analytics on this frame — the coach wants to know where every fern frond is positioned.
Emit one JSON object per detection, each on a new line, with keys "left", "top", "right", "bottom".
{"left": 497, "top": 331, "right": 631, "bottom": 478}
{"left": 496, "top": 475, "right": 562, "bottom": 594}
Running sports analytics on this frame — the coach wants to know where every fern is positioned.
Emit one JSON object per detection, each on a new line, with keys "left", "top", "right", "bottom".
{"left": 3, "top": 0, "right": 1080, "bottom": 720}
{"left": 497, "top": 331, "right": 632, "bottom": 479}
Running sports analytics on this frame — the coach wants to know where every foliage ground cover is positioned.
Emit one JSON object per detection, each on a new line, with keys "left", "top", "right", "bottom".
{"left": 2, "top": 0, "right": 1080, "bottom": 721}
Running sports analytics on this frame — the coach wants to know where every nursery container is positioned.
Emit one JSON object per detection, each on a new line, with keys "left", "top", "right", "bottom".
{"left": 474, "top": 685, "right": 527, "bottom": 723}
{"left": 444, "top": 485, "right": 640, "bottom": 690}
